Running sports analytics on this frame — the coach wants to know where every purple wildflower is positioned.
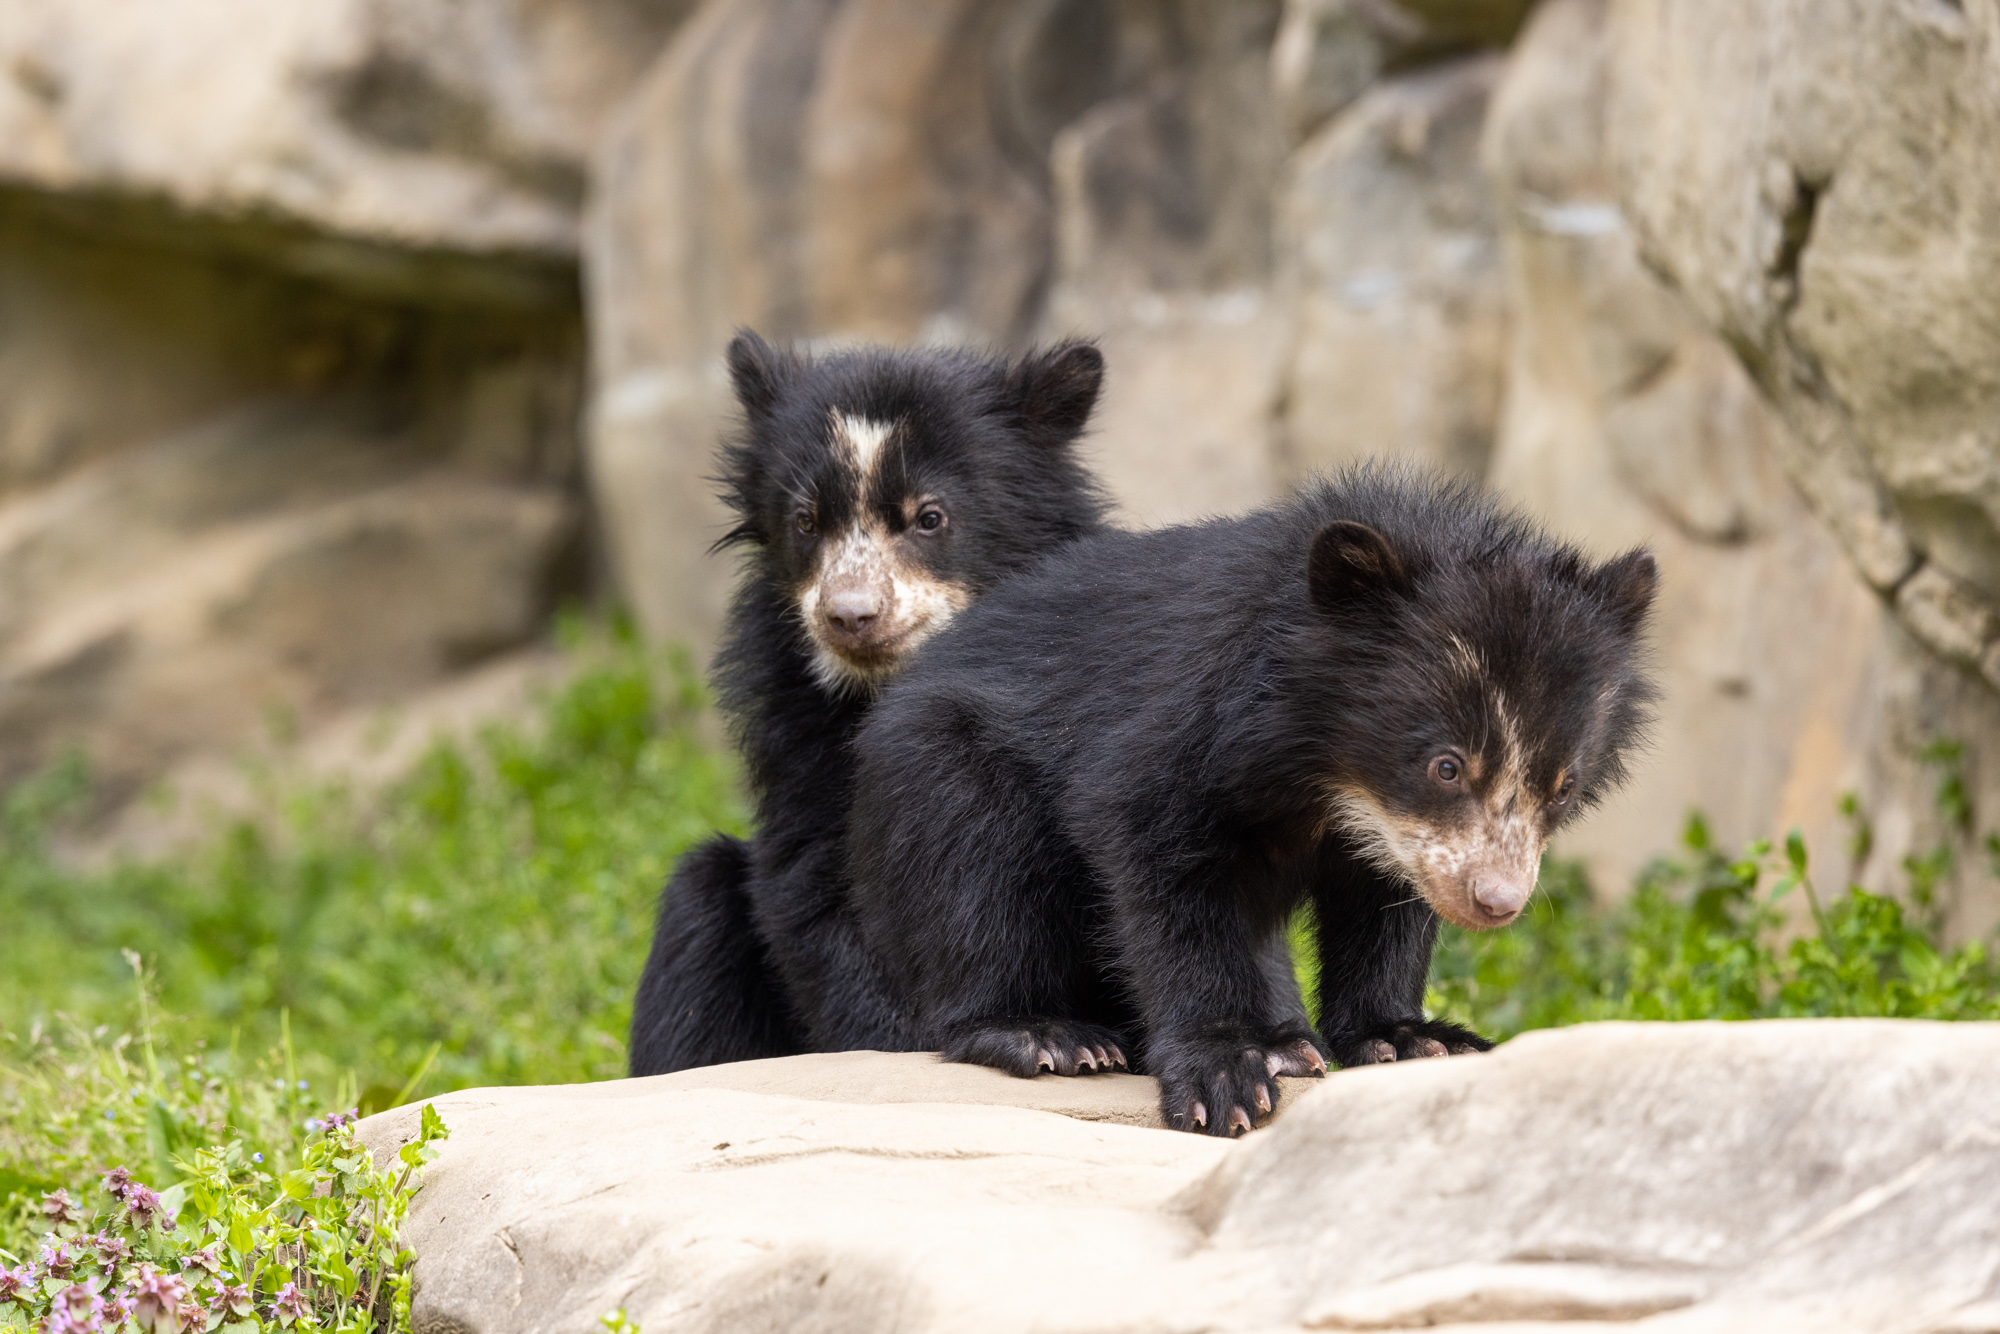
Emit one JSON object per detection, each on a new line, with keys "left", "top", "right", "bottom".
{"left": 41, "top": 1189, "right": 79, "bottom": 1227}
{"left": 100, "top": 1168, "right": 133, "bottom": 1198}
{"left": 128, "top": 1265, "right": 189, "bottom": 1331}
{"left": 40, "top": 1241, "right": 77, "bottom": 1280}
{"left": 47, "top": 1282, "right": 106, "bottom": 1334}
{"left": 103, "top": 1293, "right": 133, "bottom": 1328}
{"left": 271, "top": 1282, "right": 311, "bottom": 1328}
{"left": 88, "top": 1232, "right": 133, "bottom": 1267}
{"left": 120, "top": 1185, "right": 164, "bottom": 1229}
{"left": 0, "top": 1265, "right": 31, "bottom": 1301}
{"left": 182, "top": 1247, "right": 222, "bottom": 1277}
{"left": 213, "top": 1283, "right": 253, "bottom": 1318}
{"left": 174, "top": 1301, "right": 211, "bottom": 1334}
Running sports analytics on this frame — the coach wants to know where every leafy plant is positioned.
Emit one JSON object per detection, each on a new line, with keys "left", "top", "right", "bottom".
{"left": 0, "top": 621, "right": 746, "bottom": 1098}
{"left": 0, "top": 1101, "right": 447, "bottom": 1334}
{"left": 1424, "top": 810, "right": 2000, "bottom": 1040}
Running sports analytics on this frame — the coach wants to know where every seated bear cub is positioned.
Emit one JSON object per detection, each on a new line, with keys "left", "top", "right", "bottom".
{"left": 845, "top": 467, "right": 1658, "bottom": 1135}
{"left": 628, "top": 332, "right": 1109, "bottom": 1076}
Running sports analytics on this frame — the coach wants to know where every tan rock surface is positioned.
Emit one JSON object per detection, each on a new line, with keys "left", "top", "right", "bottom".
{"left": 1038, "top": 1, "right": 1289, "bottom": 527}
{"left": 1483, "top": 0, "right": 2000, "bottom": 932}
{"left": 1606, "top": 0, "right": 2000, "bottom": 696}
{"left": 1271, "top": 0, "right": 1536, "bottom": 150}
{"left": 1277, "top": 53, "right": 1508, "bottom": 483}
{"left": 0, "top": 0, "right": 693, "bottom": 263}
{"left": 0, "top": 191, "right": 583, "bottom": 807}
{"left": 363, "top": 1021, "right": 2000, "bottom": 1334}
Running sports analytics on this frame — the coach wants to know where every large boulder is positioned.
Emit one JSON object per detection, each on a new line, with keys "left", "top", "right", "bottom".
{"left": 1607, "top": 3, "right": 2000, "bottom": 702}
{"left": 1276, "top": 53, "right": 1508, "bottom": 483}
{"left": 1480, "top": 0, "right": 2000, "bottom": 935}
{"left": 363, "top": 1021, "right": 2000, "bottom": 1334}
{"left": 0, "top": 0, "right": 696, "bottom": 809}
{"left": 1039, "top": 0, "right": 1289, "bottom": 527}
{"left": 1271, "top": 0, "right": 1537, "bottom": 148}
{"left": 0, "top": 193, "right": 586, "bottom": 806}
{"left": 0, "top": 0, "right": 692, "bottom": 267}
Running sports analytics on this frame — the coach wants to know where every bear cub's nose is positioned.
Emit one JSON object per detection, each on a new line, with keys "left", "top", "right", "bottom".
{"left": 824, "top": 588, "right": 884, "bottom": 638}
{"left": 1471, "top": 874, "right": 1530, "bottom": 923}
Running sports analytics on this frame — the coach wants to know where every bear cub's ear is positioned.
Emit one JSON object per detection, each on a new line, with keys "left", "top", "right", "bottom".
{"left": 1593, "top": 548, "right": 1658, "bottom": 634}
{"left": 727, "top": 329, "right": 794, "bottom": 420}
{"left": 1308, "top": 520, "right": 1410, "bottom": 610}
{"left": 1002, "top": 340, "right": 1105, "bottom": 442}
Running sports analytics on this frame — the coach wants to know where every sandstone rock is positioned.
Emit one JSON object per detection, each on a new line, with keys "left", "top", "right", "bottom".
{"left": 586, "top": 0, "right": 1123, "bottom": 656}
{"left": 1276, "top": 54, "right": 1508, "bottom": 483}
{"left": 1606, "top": 0, "right": 2000, "bottom": 697}
{"left": 0, "top": 403, "right": 576, "bottom": 804}
{"left": 1477, "top": 0, "right": 2000, "bottom": 935}
{"left": 1039, "top": 1, "right": 1289, "bottom": 527}
{"left": 1271, "top": 0, "right": 1536, "bottom": 150}
{"left": 0, "top": 0, "right": 694, "bottom": 267}
{"left": 0, "top": 193, "right": 583, "bottom": 808}
{"left": 362, "top": 1021, "right": 2000, "bottom": 1334}
{"left": 0, "top": 0, "right": 693, "bottom": 815}
{"left": 1271, "top": 0, "right": 1388, "bottom": 148}
{"left": 1388, "top": 0, "right": 1537, "bottom": 50}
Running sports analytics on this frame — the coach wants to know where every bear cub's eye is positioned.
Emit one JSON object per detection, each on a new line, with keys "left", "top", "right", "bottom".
{"left": 914, "top": 506, "right": 947, "bottom": 534}
{"left": 794, "top": 508, "right": 817, "bottom": 537}
{"left": 1429, "top": 755, "right": 1463, "bottom": 788}
{"left": 1551, "top": 776, "right": 1576, "bottom": 806}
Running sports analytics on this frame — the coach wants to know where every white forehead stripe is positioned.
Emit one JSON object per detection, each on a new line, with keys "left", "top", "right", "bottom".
{"left": 833, "top": 413, "right": 895, "bottom": 482}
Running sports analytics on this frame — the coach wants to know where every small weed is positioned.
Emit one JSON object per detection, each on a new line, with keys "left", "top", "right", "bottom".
{"left": 0, "top": 1070, "right": 447, "bottom": 1334}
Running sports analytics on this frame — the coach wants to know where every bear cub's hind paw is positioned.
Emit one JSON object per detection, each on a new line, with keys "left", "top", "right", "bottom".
{"left": 1157, "top": 1029, "right": 1327, "bottom": 1138}
{"left": 941, "top": 1020, "right": 1130, "bottom": 1078}
{"left": 1329, "top": 1019, "right": 1492, "bottom": 1068}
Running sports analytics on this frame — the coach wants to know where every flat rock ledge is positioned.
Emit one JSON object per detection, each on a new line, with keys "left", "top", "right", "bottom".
{"left": 360, "top": 1022, "right": 2000, "bottom": 1334}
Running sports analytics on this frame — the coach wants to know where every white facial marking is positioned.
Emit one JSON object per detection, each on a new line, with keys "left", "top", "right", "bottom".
{"left": 798, "top": 510, "right": 970, "bottom": 696}
{"left": 1327, "top": 727, "right": 1550, "bottom": 933}
{"left": 832, "top": 413, "right": 895, "bottom": 484}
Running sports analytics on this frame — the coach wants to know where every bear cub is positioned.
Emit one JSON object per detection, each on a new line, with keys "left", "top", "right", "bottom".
{"left": 628, "top": 332, "right": 1109, "bottom": 1076}
{"left": 845, "top": 467, "right": 1658, "bottom": 1134}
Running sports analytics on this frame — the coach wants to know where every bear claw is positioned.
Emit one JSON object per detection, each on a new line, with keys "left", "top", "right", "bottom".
{"left": 1266, "top": 1039, "right": 1328, "bottom": 1078}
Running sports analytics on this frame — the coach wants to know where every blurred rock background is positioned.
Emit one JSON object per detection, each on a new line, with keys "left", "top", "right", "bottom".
{"left": 5, "top": 0, "right": 2000, "bottom": 935}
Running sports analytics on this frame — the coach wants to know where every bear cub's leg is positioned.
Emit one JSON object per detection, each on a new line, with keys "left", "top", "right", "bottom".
{"left": 1313, "top": 858, "right": 1492, "bottom": 1068}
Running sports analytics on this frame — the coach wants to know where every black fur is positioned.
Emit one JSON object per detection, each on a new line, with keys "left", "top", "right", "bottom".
{"left": 845, "top": 466, "right": 1657, "bottom": 1134}
{"left": 628, "top": 332, "right": 1109, "bottom": 1076}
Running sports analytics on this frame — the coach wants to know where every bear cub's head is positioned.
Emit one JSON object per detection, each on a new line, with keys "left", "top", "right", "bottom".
{"left": 719, "top": 331, "right": 1106, "bottom": 693}
{"left": 1297, "top": 488, "right": 1658, "bottom": 932}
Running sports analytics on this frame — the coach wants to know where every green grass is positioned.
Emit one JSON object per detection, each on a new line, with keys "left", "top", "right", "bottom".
{"left": 1, "top": 622, "right": 746, "bottom": 1102}
{"left": 4, "top": 616, "right": 1999, "bottom": 1262}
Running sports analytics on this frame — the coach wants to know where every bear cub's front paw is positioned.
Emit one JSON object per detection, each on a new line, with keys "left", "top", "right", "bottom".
{"left": 941, "top": 1020, "right": 1130, "bottom": 1078}
{"left": 1156, "top": 1028, "right": 1327, "bottom": 1137}
{"left": 1329, "top": 1019, "right": 1492, "bottom": 1068}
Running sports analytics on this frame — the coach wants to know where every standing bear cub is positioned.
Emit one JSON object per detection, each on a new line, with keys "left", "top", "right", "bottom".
{"left": 845, "top": 468, "right": 1657, "bottom": 1135}
{"left": 628, "top": 332, "right": 1109, "bottom": 1076}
